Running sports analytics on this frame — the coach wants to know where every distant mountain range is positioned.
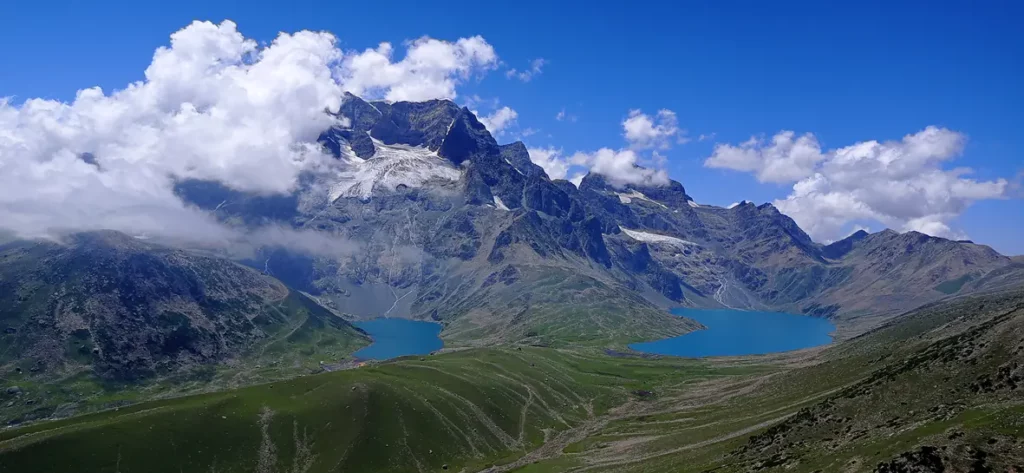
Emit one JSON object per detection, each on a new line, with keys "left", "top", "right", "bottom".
{"left": 2, "top": 94, "right": 1022, "bottom": 404}
{"left": 2, "top": 93, "right": 1024, "bottom": 469}
{"left": 174, "top": 93, "right": 1022, "bottom": 343}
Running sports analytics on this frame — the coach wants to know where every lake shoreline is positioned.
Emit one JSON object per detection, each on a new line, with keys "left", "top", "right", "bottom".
{"left": 629, "top": 308, "right": 836, "bottom": 358}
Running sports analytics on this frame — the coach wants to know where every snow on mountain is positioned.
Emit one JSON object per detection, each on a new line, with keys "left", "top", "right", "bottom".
{"left": 329, "top": 138, "right": 463, "bottom": 200}
{"left": 493, "top": 195, "right": 510, "bottom": 211}
{"left": 615, "top": 190, "right": 668, "bottom": 208}
{"left": 620, "top": 227, "right": 696, "bottom": 247}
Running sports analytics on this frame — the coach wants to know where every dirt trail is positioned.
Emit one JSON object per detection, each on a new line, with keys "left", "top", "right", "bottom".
{"left": 574, "top": 413, "right": 794, "bottom": 471}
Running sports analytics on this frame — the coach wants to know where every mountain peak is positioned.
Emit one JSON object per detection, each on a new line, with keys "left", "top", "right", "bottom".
{"left": 822, "top": 228, "right": 871, "bottom": 259}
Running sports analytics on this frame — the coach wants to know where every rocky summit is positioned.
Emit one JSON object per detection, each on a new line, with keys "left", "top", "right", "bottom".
{"left": 172, "top": 94, "right": 1021, "bottom": 344}
{"left": 3, "top": 94, "right": 1024, "bottom": 473}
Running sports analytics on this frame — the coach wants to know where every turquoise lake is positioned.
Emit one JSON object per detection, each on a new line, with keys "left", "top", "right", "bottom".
{"left": 629, "top": 308, "right": 835, "bottom": 357}
{"left": 353, "top": 318, "right": 443, "bottom": 360}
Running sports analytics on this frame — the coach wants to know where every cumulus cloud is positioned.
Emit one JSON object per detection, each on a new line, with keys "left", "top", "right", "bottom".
{"left": 705, "top": 131, "right": 825, "bottom": 183}
{"left": 527, "top": 147, "right": 571, "bottom": 180}
{"left": 0, "top": 20, "right": 500, "bottom": 252}
{"left": 338, "top": 35, "right": 498, "bottom": 101}
{"left": 0, "top": 20, "right": 347, "bottom": 244}
{"left": 527, "top": 146, "right": 667, "bottom": 187}
{"left": 706, "top": 126, "right": 1009, "bottom": 241}
{"left": 530, "top": 108, "right": 679, "bottom": 186}
{"left": 623, "top": 109, "right": 684, "bottom": 149}
{"left": 477, "top": 106, "right": 518, "bottom": 136}
{"left": 570, "top": 148, "right": 669, "bottom": 187}
{"left": 506, "top": 58, "right": 546, "bottom": 82}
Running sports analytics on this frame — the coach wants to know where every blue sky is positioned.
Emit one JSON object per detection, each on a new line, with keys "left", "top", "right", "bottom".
{"left": 2, "top": 0, "right": 1022, "bottom": 254}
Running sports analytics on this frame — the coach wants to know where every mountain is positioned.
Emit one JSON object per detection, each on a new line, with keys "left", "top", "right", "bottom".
{"left": 174, "top": 93, "right": 1019, "bottom": 344}
{"left": 0, "top": 231, "right": 368, "bottom": 424}
{"left": 1, "top": 92, "right": 1021, "bottom": 471}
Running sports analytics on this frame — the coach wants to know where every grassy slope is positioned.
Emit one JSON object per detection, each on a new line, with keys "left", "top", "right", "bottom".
{"left": 440, "top": 265, "right": 699, "bottom": 349}
{"left": 524, "top": 288, "right": 1024, "bottom": 472}
{"left": 3, "top": 289, "right": 1023, "bottom": 472}
{"left": 0, "top": 348, "right": 759, "bottom": 473}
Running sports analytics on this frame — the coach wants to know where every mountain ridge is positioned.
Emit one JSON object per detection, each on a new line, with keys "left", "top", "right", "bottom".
{"left": 170, "top": 93, "right": 1019, "bottom": 343}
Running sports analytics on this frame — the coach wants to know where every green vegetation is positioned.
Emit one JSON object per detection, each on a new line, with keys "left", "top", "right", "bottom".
{"left": 0, "top": 290, "right": 369, "bottom": 427}
{"left": 3, "top": 286, "right": 1023, "bottom": 472}
{"left": 933, "top": 273, "right": 975, "bottom": 294}
{"left": 0, "top": 348, "right": 755, "bottom": 473}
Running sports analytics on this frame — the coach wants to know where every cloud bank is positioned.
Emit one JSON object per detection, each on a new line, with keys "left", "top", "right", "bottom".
{"left": 0, "top": 20, "right": 502, "bottom": 251}
{"left": 705, "top": 126, "right": 1009, "bottom": 241}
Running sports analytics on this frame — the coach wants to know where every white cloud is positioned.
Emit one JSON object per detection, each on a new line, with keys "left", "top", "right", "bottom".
{"left": 705, "top": 131, "right": 825, "bottom": 183}
{"left": 706, "top": 126, "right": 1009, "bottom": 241}
{"left": 0, "top": 20, "right": 348, "bottom": 243}
{"left": 527, "top": 147, "right": 571, "bottom": 180}
{"left": 527, "top": 147, "right": 668, "bottom": 187}
{"left": 570, "top": 148, "right": 669, "bottom": 187}
{"left": 623, "top": 109, "right": 684, "bottom": 149}
{"left": 506, "top": 58, "right": 546, "bottom": 82}
{"left": 462, "top": 94, "right": 498, "bottom": 110}
{"left": 338, "top": 35, "right": 498, "bottom": 102}
{"left": 477, "top": 106, "right": 518, "bottom": 136}
{"left": 532, "top": 108, "right": 679, "bottom": 187}
{"left": 519, "top": 127, "right": 538, "bottom": 137}
{"left": 0, "top": 20, "right": 500, "bottom": 247}
{"left": 555, "top": 107, "right": 577, "bottom": 122}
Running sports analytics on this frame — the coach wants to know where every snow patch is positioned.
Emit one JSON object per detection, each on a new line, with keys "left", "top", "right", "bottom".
{"left": 329, "top": 138, "right": 462, "bottom": 200}
{"left": 620, "top": 227, "right": 696, "bottom": 247}
{"left": 504, "top": 158, "right": 524, "bottom": 175}
{"left": 616, "top": 190, "right": 667, "bottom": 208}
{"left": 493, "top": 196, "right": 510, "bottom": 211}
{"left": 687, "top": 200, "right": 700, "bottom": 208}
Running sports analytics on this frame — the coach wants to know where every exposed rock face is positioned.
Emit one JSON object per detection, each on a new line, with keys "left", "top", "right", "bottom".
{"left": 169, "top": 94, "right": 1018, "bottom": 341}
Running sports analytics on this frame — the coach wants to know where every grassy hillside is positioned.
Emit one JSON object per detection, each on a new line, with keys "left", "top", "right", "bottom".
{"left": 0, "top": 348, "right": 759, "bottom": 473}
{"left": 521, "top": 288, "right": 1024, "bottom": 472}
{"left": 0, "top": 232, "right": 369, "bottom": 426}
{"left": 2, "top": 287, "right": 1023, "bottom": 472}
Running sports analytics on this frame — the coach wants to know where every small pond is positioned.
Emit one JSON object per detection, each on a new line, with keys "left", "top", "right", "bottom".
{"left": 353, "top": 318, "right": 443, "bottom": 360}
{"left": 628, "top": 308, "right": 835, "bottom": 358}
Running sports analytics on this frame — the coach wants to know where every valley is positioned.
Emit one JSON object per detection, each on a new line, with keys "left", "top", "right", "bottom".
{"left": 2, "top": 287, "right": 1022, "bottom": 472}
{"left": 1, "top": 92, "right": 1022, "bottom": 471}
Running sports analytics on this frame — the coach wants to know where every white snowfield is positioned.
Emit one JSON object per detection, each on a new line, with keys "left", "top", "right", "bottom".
{"left": 620, "top": 227, "right": 697, "bottom": 247}
{"left": 329, "top": 138, "right": 463, "bottom": 200}
{"left": 687, "top": 200, "right": 700, "bottom": 208}
{"left": 615, "top": 190, "right": 667, "bottom": 208}
{"left": 493, "top": 195, "right": 510, "bottom": 211}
